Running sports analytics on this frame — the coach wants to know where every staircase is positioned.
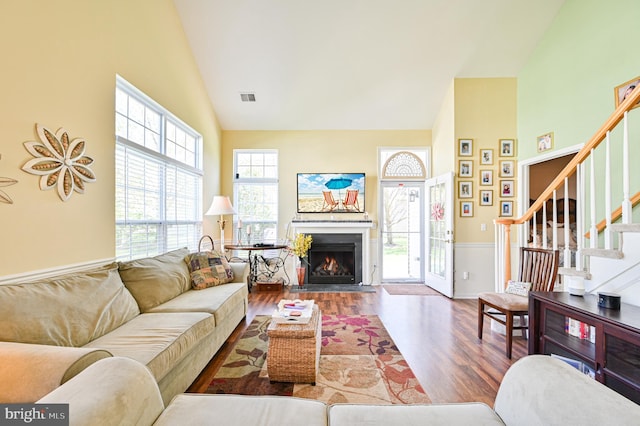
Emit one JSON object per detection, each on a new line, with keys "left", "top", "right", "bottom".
{"left": 494, "top": 87, "right": 640, "bottom": 306}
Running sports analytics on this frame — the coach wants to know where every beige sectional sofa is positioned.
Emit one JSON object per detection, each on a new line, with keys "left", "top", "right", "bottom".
{"left": 37, "top": 354, "right": 640, "bottom": 425}
{"left": 0, "top": 248, "right": 249, "bottom": 405}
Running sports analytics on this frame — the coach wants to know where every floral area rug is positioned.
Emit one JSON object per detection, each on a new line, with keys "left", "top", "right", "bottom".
{"left": 204, "top": 314, "right": 430, "bottom": 405}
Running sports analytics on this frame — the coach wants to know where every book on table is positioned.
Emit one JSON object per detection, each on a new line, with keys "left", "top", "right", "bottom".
{"left": 272, "top": 299, "right": 315, "bottom": 324}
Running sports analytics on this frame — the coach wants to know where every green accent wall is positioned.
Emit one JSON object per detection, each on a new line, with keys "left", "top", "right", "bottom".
{"left": 518, "top": 0, "right": 640, "bottom": 160}
{"left": 518, "top": 0, "right": 640, "bottom": 224}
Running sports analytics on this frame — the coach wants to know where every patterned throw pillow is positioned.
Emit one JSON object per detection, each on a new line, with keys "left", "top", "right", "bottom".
{"left": 185, "top": 251, "right": 234, "bottom": 289}
{"left": 505, "top": 280, "right": 532, "bottom": 297}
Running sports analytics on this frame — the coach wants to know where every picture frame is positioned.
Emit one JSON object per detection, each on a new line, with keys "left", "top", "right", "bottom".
{"left": 459, "top": 160, "right": 473, "bottom": 177}
{"left": 500, "top": 180, "right": 514, "bottom": 197}
{"left": 499, "top": 139, "right": 515, "bottom": 157}
{"left": 537, "top": 132, "right": 553, "bottom": 153}
{"left": 500, "top": 200, "right": 513, "bottom": 217}
{"left": 459, "top": 138, "right": 473, "bottom": 156}
{"left": 461, "top": 201, "right": 474, "bottom": 217}
{"left": 297, "top": 172, "right": 366, "bottom": 213}
{"left": 480, "top": 149, "right": 493, "bottom": 165}
{"left": 500, "top": 160, "right": 514, "bottom": 177}
{"left": 480, "top": 170, "right": 493, "bottom": 186}
{"left": 480, "top": 190, "right": 493, "bottom": 206}
{"left": 614, "top": 76, "right": 640, "bottom": 109}
{"left": 459, "top": 181, "right": 473, "bottom": 198}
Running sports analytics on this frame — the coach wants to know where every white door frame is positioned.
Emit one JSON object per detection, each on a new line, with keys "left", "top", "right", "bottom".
{"left": 378, "top": 180, "right": 425, "bottom": 282}
{"left": 517, "top": 143, "right": 583, "bottom": 245}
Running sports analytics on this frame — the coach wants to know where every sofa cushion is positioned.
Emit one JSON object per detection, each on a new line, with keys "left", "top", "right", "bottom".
{"left": 155, "top": 394, "right": 328, "bottom": 426}
{"left": 147, "top": 282, "right": 248, "bottom": 324}
{"left": 328, "top": 403, "right": 504, "bottom": 426}
{"left": 83, "top": 312, "right": 215, "bottom": 382}
{"left": 185, "top": 251, "right": 234, "bottom": 289}
{"left": 118, "top": 248, "right": 191, "bottom": 312}
{"left": 0, "top": 264, "right": 140, "bottom": 347}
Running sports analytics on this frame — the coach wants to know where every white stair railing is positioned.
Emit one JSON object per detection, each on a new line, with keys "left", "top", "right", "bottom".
{"left": 494, "top": 86, "right": 640, "bottom": 289}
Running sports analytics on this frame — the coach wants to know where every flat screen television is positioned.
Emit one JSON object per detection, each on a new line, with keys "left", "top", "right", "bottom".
{"left": 297, "top": 173, "right": 365, "bottom": 213}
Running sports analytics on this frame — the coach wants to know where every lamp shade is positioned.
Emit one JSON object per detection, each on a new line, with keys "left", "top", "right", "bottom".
{"left": 205, "top": 196, "right": 236, "bottom": 216}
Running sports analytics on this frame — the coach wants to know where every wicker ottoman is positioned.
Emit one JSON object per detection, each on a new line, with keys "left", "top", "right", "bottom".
{"left": 267, "top": 305, "right": 321, "bottom": 385}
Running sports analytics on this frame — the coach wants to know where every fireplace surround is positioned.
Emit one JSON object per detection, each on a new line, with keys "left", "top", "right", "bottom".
{"left": 291, "top": 220, "right": 373, "bottom": 286}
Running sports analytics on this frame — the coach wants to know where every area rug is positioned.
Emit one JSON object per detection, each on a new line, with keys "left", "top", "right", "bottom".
{"left": 383, "top": 284, "right": 442, "bottom": 296}
{"left": 204, "top": 314, "right": 430, "bottom": 405}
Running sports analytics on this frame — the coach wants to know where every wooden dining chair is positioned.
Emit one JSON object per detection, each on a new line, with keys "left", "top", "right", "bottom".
{"left": 477, "top": 247, "right": 559, "bottom": 358}
{"left": 322, "top": 191, "right": 339, "bottom": 211}
{"left": 343, "top": 189, "right": 360, "bottom": 211}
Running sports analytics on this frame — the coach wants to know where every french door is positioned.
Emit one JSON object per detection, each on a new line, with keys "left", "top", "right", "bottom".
{"left": 425, "top": 172, "right": 454, "bottom": 297}
{"left": 379, "top": 181, "right": 425, "bottom": 282}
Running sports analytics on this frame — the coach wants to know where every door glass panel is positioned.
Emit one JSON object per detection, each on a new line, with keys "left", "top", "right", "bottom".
{"left": 429, "top": 182, "right": 446, "bottom": 278}
{"left": 381, "top": 185, "right": 422, "bottom": 281}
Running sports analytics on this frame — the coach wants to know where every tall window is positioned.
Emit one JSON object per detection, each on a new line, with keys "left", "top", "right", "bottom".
{"left": 233, "top": 150, "right": 279, "bottom": 242}
{"left": 115, "top": 77, "right": 203, "bottom": 260}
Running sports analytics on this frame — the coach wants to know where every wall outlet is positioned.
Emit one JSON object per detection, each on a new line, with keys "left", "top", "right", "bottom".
{"left": 463, "top": 271, "right": 469, "bottom": 280}
{"left": 480, "top": 223, "right": 487, "bottom": 231}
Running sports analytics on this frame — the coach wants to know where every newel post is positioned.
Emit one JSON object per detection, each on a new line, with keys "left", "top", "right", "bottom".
{"left": 503, "top": 223, "right": 511, "bottom": 289}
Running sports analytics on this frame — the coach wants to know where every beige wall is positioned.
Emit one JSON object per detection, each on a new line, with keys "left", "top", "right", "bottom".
{"left": 0, "top": 0, "right": 221, "bottom": 276}
{"left": 221, "top": 130, "right": 431, "bottom": 239}
{"left": 454, "top": 78, "right": 517, "bottom": 243}
{"left": 431, "top": 80, "right": 456, "bottom": 177}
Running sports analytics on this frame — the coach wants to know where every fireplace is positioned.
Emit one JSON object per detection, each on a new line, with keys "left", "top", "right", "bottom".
{"left": 306, "top": 233, "right": 362, "bottom": 285}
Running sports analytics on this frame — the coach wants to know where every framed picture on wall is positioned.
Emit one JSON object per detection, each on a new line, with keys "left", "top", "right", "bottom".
{"left": 459, "top": 138, "right": 473, "bottom": 156}
{"left": 459, "top": 181, "right": 473, "bottom": 198}
{"left": 459, "top": 160, "right": 473, "bottom": 177}
{"left": 537, "top": 132, "right": 553, "bottom": 153}
{"left": 500, "top": 160, "right": 514, "bottom": 177}
{"left": 501, "top": 200, "right": 513, "bottom": 217}
{"left": 500, "top": 180, "right": 514, "bottom": 197}
{"left": 614, "top": 76, "right": 640, "bottom": 109}
{"left": 480, "top": 170, "right": 493, "bottom": 186}
{"left": 500, "top": 139, "right": 515, "bottom": 157}
{"left": 461, "top": 201, "right": 474, "bottom": 217}
{"left": 480, "top": 149, "right": 493, "bottom": 165}
{"left": 480, "top": 190, "right": 493, "bottom": 206}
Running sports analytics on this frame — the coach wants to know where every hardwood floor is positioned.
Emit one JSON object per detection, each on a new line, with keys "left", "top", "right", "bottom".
{"left": 188, "top": 286, "right": 528, "bottom": 406}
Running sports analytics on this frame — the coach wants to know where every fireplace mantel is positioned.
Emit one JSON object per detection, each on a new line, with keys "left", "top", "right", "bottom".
{"left": 291, "top": 220, "right": 373, "bottom": 285}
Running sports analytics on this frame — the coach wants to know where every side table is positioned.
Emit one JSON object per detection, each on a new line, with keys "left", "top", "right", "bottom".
{"left": 225, "top": 244, "right": 288, "bottom": 292}
{"left": 267, "top": 305, "right": 321, "bottom": 385}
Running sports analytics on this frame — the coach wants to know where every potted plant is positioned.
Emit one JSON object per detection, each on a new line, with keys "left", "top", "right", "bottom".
{"left": 291, "top": 233, "right": 312, "bottom": 286}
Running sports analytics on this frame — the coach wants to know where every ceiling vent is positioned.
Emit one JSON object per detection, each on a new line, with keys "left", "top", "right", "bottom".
{"left": 240, "top": 93, "right": 256, "bottom": 102}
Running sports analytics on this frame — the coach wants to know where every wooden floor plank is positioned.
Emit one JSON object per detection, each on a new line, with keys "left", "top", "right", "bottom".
{"left": 188, "top": 286, "right": 527, "bottom": 406}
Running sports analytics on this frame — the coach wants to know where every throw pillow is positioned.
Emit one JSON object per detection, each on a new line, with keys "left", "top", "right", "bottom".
{"left": 505, "top": 280, "right": 532, "bottom": 297}
{"left": 185, "top": 251, "right": 234, "bottom": 289}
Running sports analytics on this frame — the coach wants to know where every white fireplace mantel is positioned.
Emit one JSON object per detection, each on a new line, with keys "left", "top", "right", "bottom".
{"left": 291, "top": 220, "right": 374, "bottom": 285}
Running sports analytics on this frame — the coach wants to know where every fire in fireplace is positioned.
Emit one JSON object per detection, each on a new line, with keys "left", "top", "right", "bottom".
{"left": 305, "top": 233, "right": 362, "bottom": 285}
{"left": 313, "top": 255, "right": 351, "bottom": 276}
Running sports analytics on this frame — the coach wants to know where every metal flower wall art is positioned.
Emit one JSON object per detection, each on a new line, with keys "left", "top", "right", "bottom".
{"left": 0, "top": 155, "right": 18, "bottom": 204}
{"left": 22, "top": 124, "right": 96, "bottom": 202}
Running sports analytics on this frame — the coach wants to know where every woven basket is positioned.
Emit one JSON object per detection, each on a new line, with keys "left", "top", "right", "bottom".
{"left": 266, "top": 305, "right": 321, "bottom": 384}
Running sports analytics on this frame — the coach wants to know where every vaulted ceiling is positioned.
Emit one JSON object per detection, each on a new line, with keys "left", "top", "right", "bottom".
{"left": 173, "top": 0, "right": 565, "bottom": 130}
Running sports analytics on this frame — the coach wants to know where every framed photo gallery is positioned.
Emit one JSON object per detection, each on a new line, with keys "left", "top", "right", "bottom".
{"left": 458, "top": 138, "right": 516, "bottom": 217}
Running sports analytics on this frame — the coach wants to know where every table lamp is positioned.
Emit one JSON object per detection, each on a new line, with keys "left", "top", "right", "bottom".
{"left": 205, "top": 195, "right": 236, "bottom": 251}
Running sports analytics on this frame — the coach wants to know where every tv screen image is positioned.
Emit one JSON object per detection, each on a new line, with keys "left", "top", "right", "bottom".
{"left": 297, "top": 173, "right": 365, "bottom": 213}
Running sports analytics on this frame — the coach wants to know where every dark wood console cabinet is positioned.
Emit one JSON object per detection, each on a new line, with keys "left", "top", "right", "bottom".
{"left": 529, "top": 291, "right": 640, "bottom": 404}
